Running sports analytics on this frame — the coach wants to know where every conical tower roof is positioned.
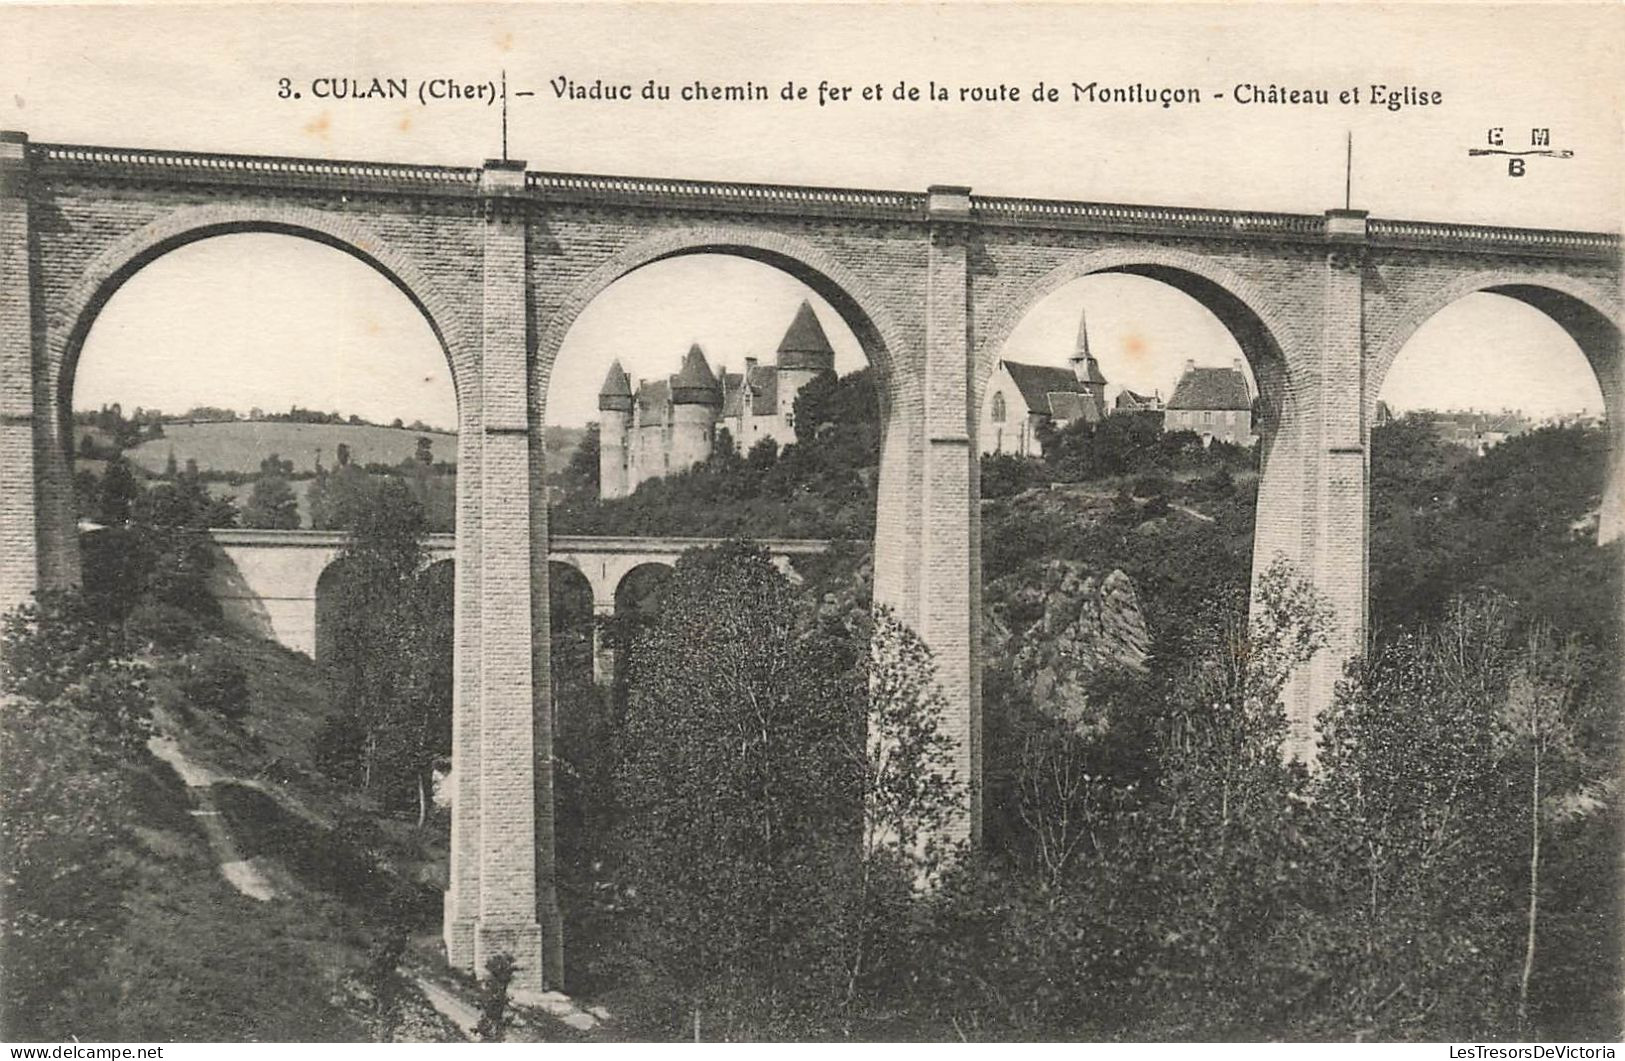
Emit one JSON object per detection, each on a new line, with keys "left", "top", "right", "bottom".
{"left": 776, "top": 300, "right": 835, "bottom": 372}
{"left": 671, "top": 343, "right": 722, "bottom": 405}
{"left": 598, "top": 359, "right": 633, "bottom": 412}
{"left": 1070, "top": 307, "right": 1107, "bottom": 386}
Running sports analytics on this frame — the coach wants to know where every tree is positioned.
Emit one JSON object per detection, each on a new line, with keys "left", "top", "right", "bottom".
{"left": 315, "top": 480, "right": 450, "bottom": 821}
{"left": 1311, "top": 594, "right": 1529, "bottom": 1038}
{"left": 95, "top": 455, "right": 141, "bottom": 526}
{"left": 242, "top": 473, "right": 300, "bottom": 529}
{"left": 1496, "top": 623, "right": 1588, "bottom": 1033}
{"left": 414, "top": 435, "right": 433, "bottom": 465}
{"left": 1, "top": 592, "right": 153, "bottom": 1038}
{"left": 610, "top": 542, "right": 958, "bottom": 1036}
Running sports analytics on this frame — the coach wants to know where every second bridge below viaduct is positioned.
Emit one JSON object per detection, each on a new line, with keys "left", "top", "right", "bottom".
{"left": 202, "top": 528, "right": 835, "bottom": 682}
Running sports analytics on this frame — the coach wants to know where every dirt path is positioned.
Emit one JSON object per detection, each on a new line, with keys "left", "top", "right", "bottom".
{"left": 146, "top": 734, "right": 278, "bottom": 902}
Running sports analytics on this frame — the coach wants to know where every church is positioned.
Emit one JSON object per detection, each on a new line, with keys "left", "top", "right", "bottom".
{"left": 980, "top": 309, "right": 1109, "bottom": 457}
{"left": 597, "top": 301, "right": 836, "bottom": 499}
{"left": 979, "top": 308, "right": 1258, "bottom": 455}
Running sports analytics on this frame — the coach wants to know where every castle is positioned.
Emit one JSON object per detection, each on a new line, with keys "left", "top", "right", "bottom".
{"left": 598, "top": 300, "right": 836, "bottom": 498}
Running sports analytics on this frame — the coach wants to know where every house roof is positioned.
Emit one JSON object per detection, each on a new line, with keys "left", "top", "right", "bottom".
{"left": 777, "top": 301, "right": 835, "bottom": 371}
{"left": 1003, "top": 361, "right": 1091, "bottom": 413}
{"left": 720, "top": 364, "right": 780, "bottom": 419}
{"left": 635, "top": 378, "right": 670, "bottom": 415}
{"left": 1167, "top": 366, "right": 1252, "bottom": 411}
{"left": 720, "top": 372, "right": 745, "bottom": 417}
{"left": 1116, "top": 389, "right": 1158, "bottom": 407}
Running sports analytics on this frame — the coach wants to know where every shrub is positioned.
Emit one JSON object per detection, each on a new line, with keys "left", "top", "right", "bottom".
{"left": 980, "top": 453, "right": 1040, "bottom": 499}
{"left": 179, "top": 646, "right": 250, "bottom": 719}
{"left": 1, "top": 590, "right": 127, "bottom": 704}
{"left": 125, "top": 599, "right": 202, "bottom": 653}
{"left": 474, "top": 954, "right": 517, "bottom": 1041}
{"left": 1130, "top": 474, "right": 1173, "bottom": 499}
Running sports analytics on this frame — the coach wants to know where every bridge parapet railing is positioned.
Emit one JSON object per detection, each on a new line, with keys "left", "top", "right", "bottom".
{"left": 1366, "top": 218, "right": 1620, "bottom": 261}
{"left": 528, "top": 170, "right": 928, "bottom": 221}
{"left": 24, "top": 140, "right": 1617, "bottom": 258}
{"left": 31, "top": 141, "right": 483, "bottom": 197}
{"left": 970, "top": 195, "right": 1328, "bottom": 241}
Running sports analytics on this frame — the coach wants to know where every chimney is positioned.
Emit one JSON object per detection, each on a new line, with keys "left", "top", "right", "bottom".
{"left": 1184, "top": 359, "right": 1196, "bottom": 374}
{"left": 1233, "top": 358, "right": 1245, "bottom": 374}
{"left": 745, "top": 356, "right": 758, "bottom": 375}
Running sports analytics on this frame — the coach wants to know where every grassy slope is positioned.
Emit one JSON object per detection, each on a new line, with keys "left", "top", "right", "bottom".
{"left": 74, "top": 631, "right": 462, "bottom": 1042}
{"left": 120, "top": 422, "right": 586, "bottom": 477}
{"left": 126, "top": 422, "right": 457, "bottom": 476}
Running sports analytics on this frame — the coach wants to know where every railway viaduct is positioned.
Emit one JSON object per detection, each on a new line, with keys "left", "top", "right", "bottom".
{"left": 1, "top": 131, "right": 1618, "bottom": 990}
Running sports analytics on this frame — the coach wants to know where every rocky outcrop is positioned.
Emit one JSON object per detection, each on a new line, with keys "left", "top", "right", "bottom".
{"left": 984, "top": 560, "right": 1151, "bottom": 730}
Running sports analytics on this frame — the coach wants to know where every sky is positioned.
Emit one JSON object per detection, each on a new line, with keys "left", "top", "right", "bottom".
{"left": 13, "top": 3, "right": 1618, "bottom": 427}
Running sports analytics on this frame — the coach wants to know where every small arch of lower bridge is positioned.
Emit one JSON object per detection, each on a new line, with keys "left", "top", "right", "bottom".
{"left": 547, "top": 536, "right": 820, "bottom": 684}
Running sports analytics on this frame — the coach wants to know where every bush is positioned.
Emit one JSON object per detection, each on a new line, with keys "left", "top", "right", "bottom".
{"left": 179, "top": 646, "right": 250, "bottom": 719}
{"left": 474, "top": 954, "right": 517, "bottom": 1041}
{"left": 1130, "top": 473, "right": 1172, "bottom": 499}
{"left": 1, "top": 590, "right": 127, "bottom": 704}
{"left": 980, "top": 453, "right": 1041, "bottom": 499}
{"left": 125, "top": 599, "right": 202, "bottom": 653}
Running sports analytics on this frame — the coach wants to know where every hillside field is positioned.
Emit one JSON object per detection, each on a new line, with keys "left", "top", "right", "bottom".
{"left": 117, "top": 421, "right": 587, "bottom": 476}
{"left": 126, "top": 422, "right": 456, "bottom": 476}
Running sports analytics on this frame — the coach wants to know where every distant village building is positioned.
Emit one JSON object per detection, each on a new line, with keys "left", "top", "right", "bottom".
{"left": 598, "top": 301, "right": 836, "bottom": 499}
{"left": 1422, "top": 410, "right": 1531, "bottom": 455}
{"left": 1114, "top": 389, "right": 1164, "bottom": 413}
{"left": 1164, "top": 359, "right": 1256, "bottom": 446}
{"left": 980, "top": 310, "right": 1109, "bottom": 457}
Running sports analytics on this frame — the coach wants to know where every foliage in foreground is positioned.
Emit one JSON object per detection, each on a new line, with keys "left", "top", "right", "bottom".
{"left": 601, "top": 543, "right": 961, "bottom": 1038}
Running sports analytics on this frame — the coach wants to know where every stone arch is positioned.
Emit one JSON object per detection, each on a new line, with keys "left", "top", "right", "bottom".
{"left": 1367, "top": 270, "right": 1622, "bottom": 427}
{"left": 312, "top": 553, "right": 354, "bottom": 668}
{"left": 531, "top": 222, "right": 928, "bottom": 625}
{"left": 49, "top": 202, "right": 472, "bottom": 446}
{"left": 612, "top": 559, "right": 676, "bottom": 619}
{"left": 548, "top": 557, "right": 597, "bottom": 607}
{"left": 1368, "top": 270, "right": 1623, "bottom": 543}
{"left": 974, "top": 246, "right": 1297, "bottom": 430}
{"left": 532, "top": 223, "right": 917, "bottom": 426}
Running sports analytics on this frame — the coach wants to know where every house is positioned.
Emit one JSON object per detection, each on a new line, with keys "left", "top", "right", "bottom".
{"left": 1114, "top": 389, "right": 1163, "bottom": 413}
{"left": 1164, "top": 359, "right": 1255, "bottom": 446}
{"left": 980, "top": 309, "right": 1109, "bottom": 457}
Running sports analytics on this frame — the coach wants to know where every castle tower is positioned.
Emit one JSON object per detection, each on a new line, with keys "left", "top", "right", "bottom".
{"left": 597, "top": 360, "right": 633, "bottom": 499}
{"left": 773, "top": 300, "right": 836, "bottom": 429}
{"left": 1070, "top": 307, "right": 1108, "bottom": 416}
{"left": 668, "top": 343, "right": 722, "bottom": 473}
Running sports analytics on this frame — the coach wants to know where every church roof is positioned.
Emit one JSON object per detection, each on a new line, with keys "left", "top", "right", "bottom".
{"left": 598, "top": 359, "right": 633, "bottom": 411}
{"left": 1167, "top": 366, "right": 1252, "bottom": 411}
{"left": 1074, "top": 356, "right": 1108, "bottom": 386}
{"left": 1003, "top": 361, "right": 1092, "bottom": 413}
{"left": 777, "top": 301, "right": 836, "bottom": 371}
{"left": 1046, "top": 391, "right": 1101, "bottom": 423}
{"left": 671, "top": 343, "right": 722, "bottom": 405}
{"left": 1069, "top": 308, "right": 1108, "bottom": 385}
